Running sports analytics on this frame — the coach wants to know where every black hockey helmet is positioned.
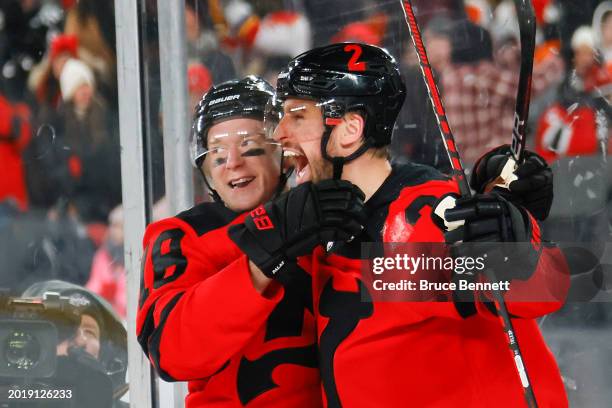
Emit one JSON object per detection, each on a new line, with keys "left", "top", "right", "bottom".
{"left": 276, "top": 42, "right": 406, "bottom": 148}
{"left": 190, "top": 75, "right": 275, "bottom": 167}
{"left": 190, "top": 76, "right": 290, "bottom": 204}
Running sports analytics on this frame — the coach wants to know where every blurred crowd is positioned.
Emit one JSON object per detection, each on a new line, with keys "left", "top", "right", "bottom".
{"left": 0, "top": 0, "right": 127, "bottom": 322}
{"left": 1, "top": 0, "right": 611, "bottom": 319}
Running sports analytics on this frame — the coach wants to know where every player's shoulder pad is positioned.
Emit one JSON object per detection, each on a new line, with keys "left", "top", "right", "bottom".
{"left": 143, "top": 201, "right": 238, "bottom": 245}
{"left": 175, "top": 201, "right": 239, "bottom": 236}
{"left": 395, "top": 162, "right": 450, "bottom": 185}
{"left": 371, "top": 162, "right": 451, "bottom": 206}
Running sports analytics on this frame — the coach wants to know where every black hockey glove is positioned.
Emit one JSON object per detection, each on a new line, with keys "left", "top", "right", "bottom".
{"left": 444, "top": 193, "right": 541, "bottom": 281}
{"left": 470, "top": 145, "right": 553, "bottom": 221}
{"left": 228, "top": 179, "right": 366, "bottom": 283}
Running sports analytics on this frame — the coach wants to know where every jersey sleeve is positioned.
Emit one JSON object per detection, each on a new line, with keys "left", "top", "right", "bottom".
{"left": 380, "top": 178, "right": 468, "bottom": 321}
{"left": 387, "top": 179, "right": 569, "bottom": 321}
{"left": 476, "top": 211, "right": 570, "bottom": 319}
{"left": 136, "top": 216, "right": 283, "bottom": 381}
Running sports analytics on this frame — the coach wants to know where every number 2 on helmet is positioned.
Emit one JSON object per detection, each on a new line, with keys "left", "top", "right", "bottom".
{"left": 345, "top": 44, "right": 366, "bottom": 72}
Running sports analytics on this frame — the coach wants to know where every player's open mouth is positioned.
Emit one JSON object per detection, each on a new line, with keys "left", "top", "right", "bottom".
{"left": 228, "top": 176, "right": 255, "bottom": 189}
{"left": 283, "top": 148, "right": 311, "bottom": 184}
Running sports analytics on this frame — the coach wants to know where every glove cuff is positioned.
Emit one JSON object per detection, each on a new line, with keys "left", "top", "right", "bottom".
{"left": 228, "top": 224, "right": 295, "bottom": 283}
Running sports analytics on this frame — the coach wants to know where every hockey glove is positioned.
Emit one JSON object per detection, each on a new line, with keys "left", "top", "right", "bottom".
{"left": 444, "top": 193, "right": 541, "bottom": 281}
{"left": 470, "top": 145, "right": 553, "bottom": 221}
{"left": 228, "top": 179, "right": 366, "bottom": 282}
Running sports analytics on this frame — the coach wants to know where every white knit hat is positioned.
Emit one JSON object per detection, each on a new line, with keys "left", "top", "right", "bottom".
{"left": 254, "top": 11, "right": 312, "bottom": 57}
{"left": 571, "top": 26, "right": 596, "bottom": 51}
{"left": 59, "top": 58, "right": 95, "bottom": 102}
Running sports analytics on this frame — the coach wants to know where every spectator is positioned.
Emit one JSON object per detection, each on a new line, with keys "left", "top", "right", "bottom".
{"left": 440, "top": 20, "right": 518, "bottom": 163}
{"left": 593, "top": 1, "right": 612, "bottom": 64}
{"left": 86, "top": 205, "right": 126, "bottom": 318}
{"left": 27, "top": 34, "right": 78, "bottom": 126}
{"left": 0, "top": 198, "right": 96, "bottom": 295}
{"left": 63, "top": 0, "right": 117, "bottom": 105}
{"left": 185, "top": 0, "right": 236, "bottom": 84}
{"left": 536, "top": 26, "right": 612, "bottom": 162}
{"left": 491, "top": 0, "right": 564, "bottom": 99}
{"left": 529, "top": 44, "right": 567, "bottom": 134}
{"left": 0, "top": 0, "right": 63, "bottom": 102}
{"left": 254, "top": 10, "right": 313, "bottom": 85}
{"left": 393, "top": 15, "right": 453, "bottom": 171}
{"left": 535, "top": 27, "right": 610, "bottom": 300}
{"left": 0, "top": 94, "right": 32, "bottom": 211}
{"left": 556, "top": 0, "right": 608, "bottom": 63}
{"left": 464, "top": 0, "right": 493, "bottom": 30}
{"left": 254, "top": 10, "right": 312, "bottom": 57}
{"left": 443, "top": 12, "right": 563, "bottom": 161}
{"left": 330, "top": 13, "right": 385, "bottom": 46}
{"left": 56, "top": 58, "right": 121, "bottom": 223}
{"left": 187, "top": 62, "right": 212, "bottom": 110}
{"left": 209, "top": 0, "right": 260, "bottom": 51}
{"left": 534, "top": 25, "right": 612, "bottom": 407}
{"left": 84, "top": 197, "right": 169, "bottom": 319}
{"left": 23, "top": 57, "right": 119, "bottom": 221}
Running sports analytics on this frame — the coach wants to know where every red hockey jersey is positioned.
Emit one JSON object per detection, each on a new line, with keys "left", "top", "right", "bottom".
{"left": 137, "top": 202, "right": 321, "bottom": 407}
{"left": 311, "top": 163, "right": 569, "bottom": 408}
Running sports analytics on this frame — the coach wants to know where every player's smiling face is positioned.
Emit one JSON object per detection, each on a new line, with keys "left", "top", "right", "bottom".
{"left": 202, "top": 118, "right": 280, "bottom": 213}
{"left": 273, "top": 98, "right": 333, "bottom": 184}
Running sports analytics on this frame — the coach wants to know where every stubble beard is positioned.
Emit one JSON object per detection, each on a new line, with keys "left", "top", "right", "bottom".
{"left": 310, "top": 155, "right": 334, "bottom": 183}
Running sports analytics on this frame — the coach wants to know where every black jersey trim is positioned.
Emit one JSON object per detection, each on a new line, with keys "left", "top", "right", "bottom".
{"left": 175, "top": 201, "right": 239, "bottom": 236}
{"left": 148, "top": 292, "right": 185, "bottom": 382}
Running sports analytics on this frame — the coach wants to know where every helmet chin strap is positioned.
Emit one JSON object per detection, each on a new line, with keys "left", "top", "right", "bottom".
{"left": 274, "top": 149, "right": 293, "bottom": 198}
{"left": 199, "top": 168, "right": 223, "bottom": 203}
{"left": 320, "top": 126, "right": 371, "bottom": 180}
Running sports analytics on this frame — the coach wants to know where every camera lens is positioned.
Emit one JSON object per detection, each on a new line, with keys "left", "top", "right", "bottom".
{"left": 3, "top": 331, "right": 41, "bottom": 370}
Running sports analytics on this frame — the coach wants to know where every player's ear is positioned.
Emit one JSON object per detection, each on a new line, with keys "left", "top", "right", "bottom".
{"left": 339, "top": 111, "right": 365, "bottom": 148}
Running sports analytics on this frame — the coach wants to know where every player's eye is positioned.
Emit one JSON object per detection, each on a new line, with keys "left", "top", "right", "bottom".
{"left": 207, "top": 147, "right": 227, "bottom": 167}
{"left": 240, "top": 139, "right": 258, "bottom": 148}
{"left": 213, "top": 157, "right": 227, "bottom": 166}
{"left": 210, "top": 146, "right": 227, "bottom": 156}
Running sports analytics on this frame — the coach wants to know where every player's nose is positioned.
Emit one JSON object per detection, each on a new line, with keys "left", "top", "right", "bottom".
{"left": 273, "top": 118, "right": 290, "bottom": 145}
{"left": 224, "top": 146, "right": 245, "bottom": 170}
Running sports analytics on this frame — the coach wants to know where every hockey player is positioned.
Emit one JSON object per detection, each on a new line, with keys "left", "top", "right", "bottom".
{"left": 229, "top": 44, "right": 569, "bottom": 407}
{"left": 136, "top": 76, "right": 365, "bottom": 407}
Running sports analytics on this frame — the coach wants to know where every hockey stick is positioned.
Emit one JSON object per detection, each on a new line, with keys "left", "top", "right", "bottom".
{"left": 510, "top": 0, "right": 537, "bottom": 163}
{"left": 399, "top": 3, "right": 470, "bottom": 196}
{"left": 399, "top": 2, "right": 538, "bottom": 407}
{"left": 489, "top": 0, "right": 537, "bottom": 190}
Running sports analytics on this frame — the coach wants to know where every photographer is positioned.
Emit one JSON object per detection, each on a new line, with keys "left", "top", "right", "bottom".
{"left": 0, "top": 280, "right": 127, "bottom": 408}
